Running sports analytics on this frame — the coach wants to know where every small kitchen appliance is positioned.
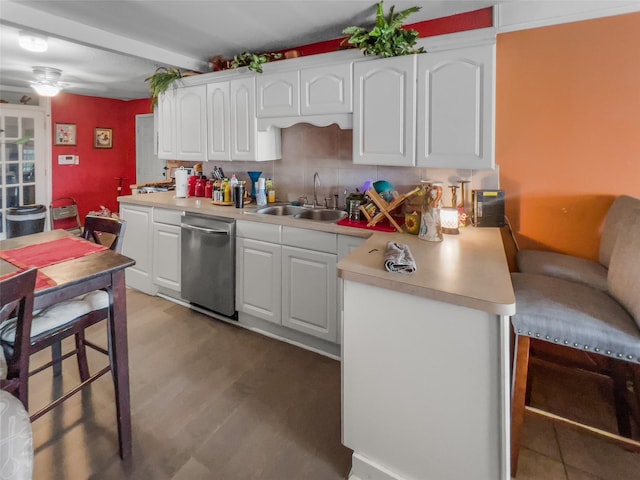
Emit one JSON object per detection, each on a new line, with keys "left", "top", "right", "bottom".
{"left": 472, "top": 190, "right": 505, "bottom": 227}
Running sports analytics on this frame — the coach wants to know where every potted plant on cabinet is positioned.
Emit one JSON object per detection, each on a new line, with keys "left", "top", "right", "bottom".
{"left": 342, "top": 1, "right": 425, "bottom": 57}
{"left": 145, "top": 67, "right": 199, "bottom": 107}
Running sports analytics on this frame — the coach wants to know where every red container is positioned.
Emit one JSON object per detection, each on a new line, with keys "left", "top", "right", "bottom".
{"left": 195, "top": 178, "right": 206, "bottom": 197}
{"left": 204, "top": 181, "right": 213, "bottom": 199}
{"left": 188, "top": 175, "right": 198, "bottom": 197}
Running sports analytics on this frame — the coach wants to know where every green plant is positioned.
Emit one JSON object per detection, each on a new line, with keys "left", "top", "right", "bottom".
{"left": 231, "top": 52, "right": 282, "bottom": 73}
{"left": 342, "top": 1, "right": 425, "bottom": 57}
{"left": 145, "top": 67, "right": 183, "bottom": 107}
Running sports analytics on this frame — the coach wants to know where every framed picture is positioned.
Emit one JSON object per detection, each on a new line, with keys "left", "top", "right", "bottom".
{"left": 54, "top": 123, "right": 77, "bottom": 146}
{"left": 94, "top": 128, "right": 113, "bottom": 149}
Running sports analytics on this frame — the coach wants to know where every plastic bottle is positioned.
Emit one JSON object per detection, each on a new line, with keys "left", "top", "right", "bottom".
{"left": 256, "top": 177, "right": 267, "bottom": 206}
{"left": 223, "top": 179, "right": 231, "bottom": 203}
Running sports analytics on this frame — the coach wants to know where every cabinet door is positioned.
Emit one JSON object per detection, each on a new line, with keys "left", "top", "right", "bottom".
{"left": 152, "top": 222, "right": 181, "bottom": 292}
{"left": 417, "top": 44, "right": 494, "bottom": 169}
{"left": 282, "top": 246, "right": 337, "bottom": 342}
{"left": 176, "top": 85, "right": 207, "bottom": 161}
{"left": 230, "top": 77, "right": 257, "bottom": 161}
{"left": 236, "top": 237, "right": 282, "bottom": 324}
{"left": 256, "top": 71, "right": 299, "bottom": 117}
{"left": 120, "top": 204, "right": 155, "bottom": 295}
{"left": 353, "top": 55, "right": 416, "bottom": 166}
{"left": 301, "top": 62, "right": 352, "bottom": 115}
{"left": 206, "top": 81, "right": 231, "bottom": 161}
{"left": 157, "top": 90, "right": 175, "bottom": 159}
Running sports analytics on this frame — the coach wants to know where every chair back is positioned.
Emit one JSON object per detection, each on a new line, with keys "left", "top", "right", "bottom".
{"left": 0, "top": 268, "right": 36, "bottom": 401}
{"left": 82, "top": 215, "right": 126, "bottom": 253}
{"left": 600, "top": 195, "right": 640, "bottom": 268}
{"left": 50, "top": 197, "right": 82, "bottom": 235}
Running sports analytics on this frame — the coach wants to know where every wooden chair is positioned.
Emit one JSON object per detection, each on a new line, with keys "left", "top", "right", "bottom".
{"left": 510, "top": 212, "right": 640, "bottom": 475}
{"left": 0, "top": 217, "right": 126, "bottom": 421}
{"left": 50, "top": 197, "right": 82, "bottom": 235}
{"left": 0, "top": 268, "right": 36, "bottom": 409}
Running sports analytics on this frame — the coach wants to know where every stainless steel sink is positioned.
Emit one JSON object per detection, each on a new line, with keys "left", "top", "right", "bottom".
{"left": 294, "top": 209, "right": 347, "bottom": 222}
{"left": 255, "top": 205, "right": 306, "bottom": 216}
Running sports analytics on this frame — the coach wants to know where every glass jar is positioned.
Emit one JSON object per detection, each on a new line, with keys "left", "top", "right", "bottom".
{"left": 418, "top": 181, "right": 443, "bottom": 242}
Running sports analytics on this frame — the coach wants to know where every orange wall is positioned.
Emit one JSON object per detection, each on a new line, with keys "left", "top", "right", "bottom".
{"left": 497, "top": 13, "right": 640, "bottom": 260}
{"left": 51, "top": 95, "right": 151, "bottom": 220}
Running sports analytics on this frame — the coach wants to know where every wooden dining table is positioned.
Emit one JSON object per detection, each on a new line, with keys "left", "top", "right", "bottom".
{"left": 0, "top": 229, "right": 136, "bottom": 459}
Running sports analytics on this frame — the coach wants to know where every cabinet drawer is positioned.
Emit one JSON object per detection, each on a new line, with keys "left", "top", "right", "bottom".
{"left": 282, "top": 226, "right": 336, "bottom": 254}
{"left": 153, "top": 208, "right": 183, "bottom": 226}
{"left": 236, "top": 219, "right": 282, "bottom": 243}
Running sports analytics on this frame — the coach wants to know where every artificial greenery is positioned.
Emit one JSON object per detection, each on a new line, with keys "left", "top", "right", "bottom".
{"left": 342, "top": 1, "right": 425, "bottom": 57}
{"left": 231, "top": 52, "right": 282, "bottom": 74}
{"left": 145, "top": 67, "right": 183, "bottom": 107}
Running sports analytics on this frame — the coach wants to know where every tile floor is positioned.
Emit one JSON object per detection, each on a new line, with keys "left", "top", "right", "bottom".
{"left": 515, "top": 359, "right": 640, "bottom": 479}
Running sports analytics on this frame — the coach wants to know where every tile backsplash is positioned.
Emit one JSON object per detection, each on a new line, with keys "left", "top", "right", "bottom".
{"left": 201, "top": 123, "right": 499, "bottom": 208}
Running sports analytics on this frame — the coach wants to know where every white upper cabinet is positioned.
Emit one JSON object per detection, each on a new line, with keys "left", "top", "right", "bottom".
{"left": 156, "top": 89, "right": 176, "bottom": 159}
{"left": 175, "top": 84, "right": 207, "bottom": 161}
{"left": 230, "top": 76, "right": 281, "bottom": 161}
{"left": 301, "top": 62, "right": 352, "bottom": 115}
{"left": 352, "top": 55, "right": 417, "bottom": 166}
{"left": 257, "top": 62, "right": 353, "bottom": 118}
{"left": 416, "top": 43, "right": 494, "bottom": 169}
{"left": 206, "top": 81, "right": 231, "bottom": 161}
{"left": 256, "top": 70, "right": 300, "bottom": 117}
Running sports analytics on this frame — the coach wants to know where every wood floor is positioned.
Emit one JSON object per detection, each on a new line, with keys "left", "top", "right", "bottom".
{"left": 28, "top": 289, "right": 640, "bottom": 479}
{"left": 29, "top": 289, "right": 352, "bottom": 479}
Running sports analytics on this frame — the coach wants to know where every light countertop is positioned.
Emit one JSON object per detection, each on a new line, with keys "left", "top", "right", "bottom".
{"left": 118, "top": 192, "right": 515, "bottom": 315}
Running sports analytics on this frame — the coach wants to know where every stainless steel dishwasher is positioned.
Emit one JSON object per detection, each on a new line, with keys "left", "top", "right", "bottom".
{"left": 180, "top": 212, "right": 236, "bottom": 319}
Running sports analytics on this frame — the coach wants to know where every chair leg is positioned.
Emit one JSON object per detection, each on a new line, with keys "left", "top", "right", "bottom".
{"left": 610, "top": 360, "right": 632, "bottom": 438}
{"left": 75, "top": 332, "right": 90, "bottom": 382}
{"left": 511, "top": 334, "right": 531, "bottom": 477}
{"left": 51, "top": 342, "right": 63, "bottom": 377}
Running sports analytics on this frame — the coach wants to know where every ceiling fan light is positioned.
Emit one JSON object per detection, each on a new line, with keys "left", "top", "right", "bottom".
{"left": 32, "top": 82, "right": 61, "bottom": 97}
{"left": 19, "top": 32, "right": 48, "bottom": 53}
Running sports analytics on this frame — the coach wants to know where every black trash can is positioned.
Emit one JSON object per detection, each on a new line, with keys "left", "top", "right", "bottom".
{"left": 6, "top": 204, "right": 46, "bottom": 238}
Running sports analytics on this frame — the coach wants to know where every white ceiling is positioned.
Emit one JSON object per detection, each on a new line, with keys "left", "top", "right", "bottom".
{"left": 0, "top": 0, "right": 500, "bottom": 101}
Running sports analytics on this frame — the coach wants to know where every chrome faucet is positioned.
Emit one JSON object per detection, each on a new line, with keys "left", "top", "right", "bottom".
{"left": 313, "top": 172, "right": 321, "bottom": 207}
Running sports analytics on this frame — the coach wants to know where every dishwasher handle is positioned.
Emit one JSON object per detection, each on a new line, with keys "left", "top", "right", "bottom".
{"left": 181, "top": 223, "right": 230, "bottom": 235}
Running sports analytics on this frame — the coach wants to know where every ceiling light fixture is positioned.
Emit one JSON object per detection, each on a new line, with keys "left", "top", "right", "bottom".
{"left": 19, "top": 32, "right": 48, "bottom": 52}
{"left": 31, "top": 66, "right": 63, "bottom": 97}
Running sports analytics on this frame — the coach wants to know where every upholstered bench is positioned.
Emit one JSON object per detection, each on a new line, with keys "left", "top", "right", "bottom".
{"left": 510, "top": 210, "right": 640, "bottom": 475}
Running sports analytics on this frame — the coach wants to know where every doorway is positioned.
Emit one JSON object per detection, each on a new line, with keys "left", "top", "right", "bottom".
{"left": 0, "top": 105, "right": 47, "bottom": 239}
{"left": 135, "top": 114, "right": 165, "bottom": 185}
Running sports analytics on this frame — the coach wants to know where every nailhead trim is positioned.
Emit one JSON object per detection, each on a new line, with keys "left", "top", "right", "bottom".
{"left": 518, "top": 331, "right": 637, "bottom": 362}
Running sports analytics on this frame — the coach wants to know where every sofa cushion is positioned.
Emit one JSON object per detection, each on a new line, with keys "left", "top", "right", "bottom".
{"left": 517, "top": 250, "right": 608, "bottom": 291}
{"left": 511, "top": 272, "right": 640, "bottom": 362}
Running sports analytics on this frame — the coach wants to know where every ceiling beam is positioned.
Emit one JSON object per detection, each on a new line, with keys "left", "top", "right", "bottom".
{"left": 1, "top": 1, "right": 208, "bottom": 72}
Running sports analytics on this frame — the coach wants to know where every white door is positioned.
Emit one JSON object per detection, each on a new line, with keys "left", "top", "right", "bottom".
{"left": 136, "top": 114, "right": 164, "bottom": 184}
{"left": 0, "top": 105, "right": 47, "bottom": 238}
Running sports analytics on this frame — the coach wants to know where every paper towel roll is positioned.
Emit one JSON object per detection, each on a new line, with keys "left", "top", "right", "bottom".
{"left": 175, "top": 168, "right": 189, "bottom": 198}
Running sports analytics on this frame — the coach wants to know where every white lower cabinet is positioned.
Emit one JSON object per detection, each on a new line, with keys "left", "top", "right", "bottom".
{"left": 235, "top": 220, "right": 341, "bottom": 343}
{"left": 236, "top": 237, "right": 282, "bottom": 324}
{"left": 152, "top": 208, "right": 182, "bottom": 294}
{"left": 120, "top": 204, "right": 155, "bottom": 295}
{"left": 282, "top": 246, "right": 337, "bottom": 342}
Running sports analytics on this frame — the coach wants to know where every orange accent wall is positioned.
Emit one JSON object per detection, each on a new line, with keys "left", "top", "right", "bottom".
{"left": 51, "top": 95, "right": 151, "bottom": 220}
{"left": 496, "top": 13, "right": 640, "bottom": 260}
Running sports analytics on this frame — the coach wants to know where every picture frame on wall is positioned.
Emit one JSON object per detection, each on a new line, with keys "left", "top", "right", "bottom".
{"left": 94, "top": 128, "right": 113, "bottom": 149}
{"left": 54, "top": 123, "right": 77, "bottom": 146}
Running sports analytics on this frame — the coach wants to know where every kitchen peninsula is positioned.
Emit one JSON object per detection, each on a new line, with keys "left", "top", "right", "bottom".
{"left": 118, "top": 191, "right": 515, "bottom": 480}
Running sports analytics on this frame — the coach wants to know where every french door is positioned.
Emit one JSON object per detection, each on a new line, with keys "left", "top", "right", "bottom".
{"left": 0, "top": 105, "right": 48, "bottom": 239}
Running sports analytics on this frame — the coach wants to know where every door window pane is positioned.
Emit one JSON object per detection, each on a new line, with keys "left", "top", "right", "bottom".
{"left": 6, "top": 163, "right": 19, "bottom": 184}
{"left": 7, "top": 186, "right": 19, "bottom": 208}
{"left": 6, "top": 143, "right": 18, "bottom": 161}
{"left": 23, "top": 185, "right": 35, "bottom": 205}
{"left": 4, "top": 117, "right": 18, "bottom": 137}
{"left": 23, "top": 162, "right": 35, "bottom": 182}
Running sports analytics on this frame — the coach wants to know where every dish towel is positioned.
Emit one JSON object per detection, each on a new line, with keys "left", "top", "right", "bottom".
{"left": 384, "top": 241, "right": 417, "bottom": 274}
